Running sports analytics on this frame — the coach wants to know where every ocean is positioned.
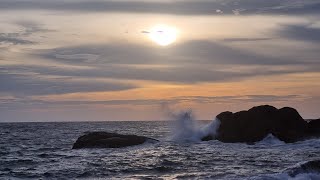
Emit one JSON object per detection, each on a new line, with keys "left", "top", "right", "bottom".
{"left": 1, "top": 121, "right": 320, "bottom": 179}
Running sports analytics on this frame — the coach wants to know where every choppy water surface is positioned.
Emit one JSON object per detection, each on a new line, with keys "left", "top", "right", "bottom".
{"left": 1, "top": 121, "right": 320, "bottom": 179}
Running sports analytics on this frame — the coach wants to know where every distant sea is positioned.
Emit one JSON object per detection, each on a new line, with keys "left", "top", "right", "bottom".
{"left": 1, "top": 121, "right": 320, "bottom": 179}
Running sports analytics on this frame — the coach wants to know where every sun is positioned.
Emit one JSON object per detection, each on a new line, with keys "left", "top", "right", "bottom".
{"left": 148, "top": 25, "right": 178, "bottom": 46}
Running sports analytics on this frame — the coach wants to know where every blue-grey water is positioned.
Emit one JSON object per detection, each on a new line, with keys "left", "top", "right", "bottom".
{"left": 1, "top": 121, "right": 320, "bottom": 179}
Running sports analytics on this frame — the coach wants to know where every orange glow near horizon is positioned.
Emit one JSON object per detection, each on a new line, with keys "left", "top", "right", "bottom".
{"left": 1, "top": 10, "right": 320, "bottom": 121}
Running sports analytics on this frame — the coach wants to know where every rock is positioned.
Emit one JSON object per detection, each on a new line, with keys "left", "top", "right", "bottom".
{"left": 201, "top": 135, "right": 215, "bottom": 141}
{"left": 72, "top": 132, "right": 158, "bottom": 149}
{"left": 307, "top": 119, "right": 320, "bottom": 136}
{"left": 212, "top": 105, "right": 320, "bottom": 143}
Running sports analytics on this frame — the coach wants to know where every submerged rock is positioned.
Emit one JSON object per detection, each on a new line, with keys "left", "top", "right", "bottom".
{"left": 204, "top": 105, "right": 320, "bottom": 143}
{"left": 72, "top": 132, "right": 158, "bottom": 149}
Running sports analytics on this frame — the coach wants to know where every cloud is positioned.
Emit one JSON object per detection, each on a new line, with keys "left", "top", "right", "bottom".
{"left": 15, "top": 20, "right": 54, "bottom": 35}
{"left": 4, "top": 39, "right": 310, "bottom": 87}
{"left": 0, "top": 37, "right": 317, "bottom": 97}
{"left": 0, "top": 34, "right": 34, "bottom": 45}
{"left": 1, "top": 58, "right": 319, "bottom": 89}
{"left": 54, "top": 54, "right": 100, "bottom": 63}
{"left": 173, "top": 40, "right": 299, "bottom": 65}
{"left": 221, "top": 37, "right": 273, "bottom": 42}
{"left": 0, "top": 94, "right": 308, "bottom": 110}
{"left": 0, "top": 21, "right": 52, "bottom": 45}
{"left": 0, "top": 0, "right": 319, "bottom": 15}
{"left": 40, "top": 40, "right": 310, "bottom": 66}
{"left": 41, "top": 44, "right": 157, "bottom": 65}
{"left": 277, "top": 24, "right": 320, "bottom": 43}
{"left": 0, "top": 67, "right": 137, "bottom": 96}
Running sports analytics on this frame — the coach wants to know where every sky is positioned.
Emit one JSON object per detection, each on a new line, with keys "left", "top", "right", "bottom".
{"left": 0, "top": 0, "right": 320, "bottom": 122}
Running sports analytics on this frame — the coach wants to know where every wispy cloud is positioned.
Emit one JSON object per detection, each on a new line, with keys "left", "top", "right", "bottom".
{"left": 1, "top": 61, "right": 318, "bottom": 97}
{"left": 0, "top": 66, "right": 137, "bottom": 96}
{"left": 0, "top": 0, "right": 319, "bottom": 15}
{"left": 40, "top": 40, "right": 314, "bottom": 66}
{"left": 221, "top": 37, "right": 273, "bottom": 42}
{"left": 0, "top": 94, "right": 308, "bottom": 110}
{"left": 0, "top": 34, "right": 34, "bottom": 45}
{"left": 277, "top": 23, "right": 320, "bottom": 43}
{"left": 0, "top": 21, "right": 52, "bottom": 45}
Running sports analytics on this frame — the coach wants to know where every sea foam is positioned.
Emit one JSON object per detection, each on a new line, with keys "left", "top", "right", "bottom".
{"left": 169, "top": 110, "right": 220, "bottom": 142}
{"left": 256, "top": 133, "right": 285, "bottom": 146}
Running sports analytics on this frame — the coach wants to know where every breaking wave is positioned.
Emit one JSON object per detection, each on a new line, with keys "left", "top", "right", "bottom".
{"left": 256, "top": 133, "right": 285, "bottom": 146}
{"left": 169, "top": 110, "right": 220, "bottom": 142}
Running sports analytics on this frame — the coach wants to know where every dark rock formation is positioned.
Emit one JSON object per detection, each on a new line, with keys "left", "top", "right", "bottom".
{"left": 202, "top": 105, "right": 320, "bottom": 143}
{"left": 307, "top": 119, "right": 320, "bottom": 135}
{"left": 72, "top": 132, "right": 158, "bottom": 149}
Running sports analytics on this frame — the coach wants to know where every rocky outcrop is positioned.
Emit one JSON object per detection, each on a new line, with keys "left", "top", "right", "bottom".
{"left": 73, "top": 106, "right": 319, "bottom": 147}
{"left": 202, "top": 105, "right": 320, "bottom": 143}
{"left": 307, "top": 119, "right": 320, "bottom": 135}
{"left": 72, "top": 132, "right": 158, "bottom": 149}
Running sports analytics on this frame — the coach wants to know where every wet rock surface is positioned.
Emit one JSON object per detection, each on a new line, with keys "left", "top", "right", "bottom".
{"left": 203, "top": 105, "right": 320, "bottom": 143}
{"left": 73, "top": 131, "right": 158, "bottom": 149}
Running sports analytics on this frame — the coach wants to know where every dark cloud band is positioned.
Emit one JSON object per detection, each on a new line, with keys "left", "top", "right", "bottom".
{"left": 0, "top": 0, "right": 319, "bottom": 15}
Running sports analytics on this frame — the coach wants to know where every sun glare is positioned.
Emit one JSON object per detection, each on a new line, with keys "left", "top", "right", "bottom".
{"left": 148, "top": 25, "right": 178, "bottom": 46}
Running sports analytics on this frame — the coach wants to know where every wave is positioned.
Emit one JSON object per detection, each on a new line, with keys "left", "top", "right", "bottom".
{"left": 251, "top": 172, "right": 320, "bottom": 180}
{"left": 250, "top": 160, "right": 320, "bottom": 180}
{"left": 285, "top": 160, "right": 320, "bottom": 177}
{"left": 169, "top": 110, "right": 220, "bottom": 142}
{"left": 255, "top": 134, "right": 285, "bottom": 146}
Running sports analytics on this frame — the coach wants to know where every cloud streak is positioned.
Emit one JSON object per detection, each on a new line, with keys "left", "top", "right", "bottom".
{"left": 0, "top": 67, "right": 137, "bottom": 95}
{"left": 1, "top": 59, "right": 318, "bottom": 97}
{"left": 2, "top": 33, "right": 319, "bottom": 96}
{"left": 277, "top": 24, "right": 320, "bottom": 43}
{"left": 0, "top": 34, "right": 34, "bottom": 45}
{"left": 0, "top": 0, "right": 319, "bottom": 15}
{"left": 0, "top": 94, "right": 308, "bottom": 110}
{"left": 221, "top": 37, "right": 273, "bottom": 42}
{"left": 41, "top": 40, "right": 315, "bottom": 66}
{"left": 0, "top": 21, "right": 52, "bottom": 46}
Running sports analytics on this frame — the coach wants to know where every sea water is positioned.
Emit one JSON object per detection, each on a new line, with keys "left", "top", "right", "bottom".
{"left": 1, "top": 120, "right": 320, "bottom": 179}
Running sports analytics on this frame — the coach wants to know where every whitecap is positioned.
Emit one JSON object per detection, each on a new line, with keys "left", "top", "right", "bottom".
{"left": 169, "top": 110, "right": 220, "bottom": 142}
{"left": 256, "top": 134, "right": 285, "bottom": 146}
